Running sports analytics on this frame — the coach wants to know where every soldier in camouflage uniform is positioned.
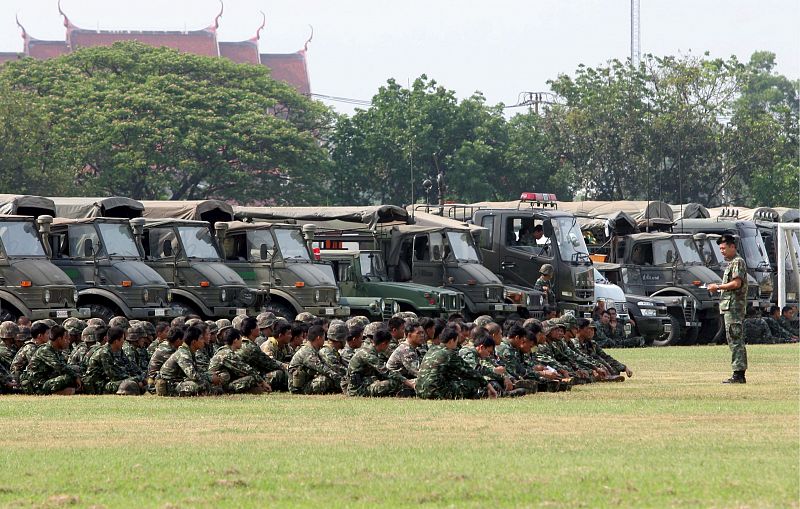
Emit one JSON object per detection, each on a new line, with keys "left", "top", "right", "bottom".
{"left": 571, "top": 318, "right": 631, "bottom": 378}
{"left": 607, "top": 309, "right": 646, "bottom": 348}
{"left": 386, "top": 321, "right": 425, "bottom": 380}
{"left": 779, "top": 306, "right": 798, "bottom": 338}
{"left": 533, "top": 264, "right": 556, "bottom": 305}
{"left": 10, "top": 321, "right": 50, "bottom": 384}
{"left": 0, "top": 321, "right": 19, "bottom": 371}
{"left": 416, "top": 326, "right": 496, "bottom": 400}
{"left": 707, "top": 235, "right": 749, "bottom": 384}
{"left": 346, "top": 329, "right": 414, "bottom": 397}
{"left": 83, "top": 327, "right": 142, "bottom": 395}
{"left": 122, "top": 322, "right": 150, "bottom": 373}
{"left": 459, "top": 332, "right": 515, "bottom": 395}
{"left": 157, "top": 325, "right": 220, "bottom": 396}
{"left": 209, "top": 328, "right": 268, "bottom": 394}
{"left": 295, "top": 312, "right": 316, "bottom": 324}
{"left": 146, "top": 327, "right": 184, "bottom": 393}
{"left": 495, "top": 324, "right": 549, "bottom": 394}
{"left": 743, "top": 310, "right": 777, "bottom": 344}
{"left": 319, "top": 322, "right": 348, "bottom": 392}
{"left": 237, "top": 317, "right": 288, "bottom": 391}
{"left": 288, "top": 325, "right": 343, "bottom": 394}
{"left": 79, "top": 325, "right": 108, "bottom": 375}
{"left": 340, "top": 325, "right": 364, "bottom": 365}
{"left": 255, "top": 312, "right": 278, "bottom": 347}
{"left": 386, "top": 316, "right": 406, "bottom": 357}
{"left": 260, "top": 321, "right": 293, "bottom": 365}
{"left": 764, "top": 305, "right": 798, "bottom": 343}
{"left": 20, "top": 325, "right": 81, "bottom": 395}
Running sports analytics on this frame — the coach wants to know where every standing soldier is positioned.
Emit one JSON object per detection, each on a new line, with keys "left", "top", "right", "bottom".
{"left": 534, "top": 264, "right": 556, "bottom": 305}
{"left": 708, "top": 234, "right": 749, "bottom": 384}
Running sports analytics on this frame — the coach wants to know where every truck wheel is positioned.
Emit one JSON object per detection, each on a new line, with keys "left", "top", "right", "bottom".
{"left": 263, "top": 301, "right": 296, "bottom": 320}
{"left": 170, "top": 301, "right": 201, "bottom": 319}
{"left": 88, "top": 303, "right": 119, "bottom": 323}
{"left": 651, "top": 312, "right": 683, "bottom": 347}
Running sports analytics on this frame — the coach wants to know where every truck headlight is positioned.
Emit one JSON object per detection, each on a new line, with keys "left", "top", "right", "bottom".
{"left": 485, "top": 288, "right": 491, "bottom": 299}
{"left": 73, "top": 290, "right": 79, "bottom": 303}
{"left": 240, "top": 288, "right": 255, "bottom": 306}
{"left": 142, "top": 289, "right": 150, "bottom": 303}
{"left": 314, "top": 290, "right": 320, "bottom": 302}
{"left": 392, "top": 301, "right": 400, "bottom": 314}
{"left": 166, "top": 290, "right": 173, "bottom": 303}
{"left": 43, "top": 289, "right": 50, "bottom": 303}
{"left": 525, "top": 294, "right": 532, "bottom": 306}
{"left": 641, "top": 308, "right": 657, "bottom": 317}
{"left": 220, "top": 289, "right": 227, "bottom": 302}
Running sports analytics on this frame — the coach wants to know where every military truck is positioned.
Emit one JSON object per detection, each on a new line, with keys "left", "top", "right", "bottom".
{"left": 134, "top": 218, "right": 264, "bottom": 319}
{"left": 318, "top": 246, "right": 465, "bottom": 318}
{"left": 213, "top": 220, "right": 350, "bottom": 320}
{"left": 0, "top": 209, "right": 83, "bottom": 322}
{"left": 419, "top": 193, "right": 595, "bottom": 317}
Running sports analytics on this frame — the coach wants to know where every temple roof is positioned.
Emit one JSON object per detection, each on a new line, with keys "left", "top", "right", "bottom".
{"left": 261, "top": 53, "right": 311, "bottom": 95}
{"left": 69, "top": 28, "right": 220, "bottom": 57}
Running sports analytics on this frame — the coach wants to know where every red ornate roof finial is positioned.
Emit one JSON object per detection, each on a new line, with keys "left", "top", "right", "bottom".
{"left": 15, "top": 14, "right": 28, "bottom": 41}
{"left": 250, "top": 11, "right": 266, "bottom": 42}
{"left": 212, "top": 0, "right": 224, "bottom": 31}
{"left": 57, "top": 0, "right": 75, "bottom": 30}
{"left": 301, "top": 25, "right": 313, "bottom": 53}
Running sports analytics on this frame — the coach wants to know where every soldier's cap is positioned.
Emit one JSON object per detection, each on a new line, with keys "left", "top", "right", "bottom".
{"left": 62, "top": 318, "right": 86, "bottom": 335}
{"left": 522, "top": 318, "right": 541, "bottom": 329}
{"left": 586, "top": 322, "right": 597, "bottom": 329}
{"left": 559, "top": 314, "right": 578, "bottom": 330}
{"left": 170, "top": 316, "right": 186, "bottom": 328}
{"left": 473, "top": 315, "right": 494, "bottom": 328}
{"left": 346, "top": 316, "right": 370, "bottom": 329}
{"left": 127, "top": 323, "right": 146, "bottom": 341}
{"left": 542, "top": 319, "right": 566, "bottom": 335}
{"left": 256, "top": 312, "right": 278, "bottom": 329}
{"left": 116, "top": 379, "right": 140, "bottom": 396}
{"left": 392, "top": 311, "right": 418, "bottom": 321}
{"left": 231, "top": 314, "right": 248, "bottom": 331}
{"left": 716, "top": 234, "right": 737, "bottom": 246}
{"left": 0, "top": 321, "right": 19, "bottom": 339}
{"left": 81, "top": 325, "right": 99, "bottom": 343}
{"left": 142, "top": 321, "right": 157, "bottom": 336}
{"left": 86, "top": 317, "right": 106, "bottom": 328}
{"left": 185, "top": 318, "right": 204, "bottom": 328}
{"left": 16, "top": 326, "right": 31, "bottom": 341}
{"left": 540, "top": 264, "right": 555, "bottom": 276}
{"left": 32, "top": 319, "right": 55, "bottom": 329}
{"left": 295, "top": 312, "right": 316, "bottom": 323}
{"left": 205, "top": 320, "right": 219, "bottom": 333}
{"left": 108, "top": 316, "right": 129, "bottom": 329}
{"left": 215, "top": 318, "right": 233, "bottom": 333}
{"left": 327, "top": 322, "right": 347, "bottom": 342}
{"left": 363, "top": 321, "right": 386, "bottom": 339}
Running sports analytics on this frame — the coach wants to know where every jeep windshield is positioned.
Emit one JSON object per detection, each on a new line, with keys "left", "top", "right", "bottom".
{"left": 177, "top": 226, "right": 220, "bottom": 260}
{"left": 739, "top": 226, "right": 771, "bottom": 271}
{"left": 274, "top": 228, "right": 310, "bottom": 261}
{"left": 673, "top": 237, "right": 704, "bottom": 265}
{"left": 97, "top": 223, "right": 140, "bottom": 258}
{"left": 359, "top": 251, "right": 387, "bottom": 280}
{"left": 551, "top": 217, "right": 590, "bottom": 264}
{"left": 445, "top": 231, "right": 481, "bottom": 263}
{"left": 246, "top": 230, "right": 275, "bottom": 261}
{"left": 697, "top": 238, "right": 724, "bottom": 266}
{"left": 0, "top": 221, "right": 46, "bottom": 257}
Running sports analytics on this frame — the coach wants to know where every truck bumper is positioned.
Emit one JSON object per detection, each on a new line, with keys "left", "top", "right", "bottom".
{"left": 637, "top": 316, "right": 671, "bottom": 339}
{"left": 304, "top": 305, "right": 351, "bottom": 318}
{"left": 129, "top": 307, "right": 173, "bottom": 319}
{"left": 30, "top": 307, "right": 88, "bottom": 320}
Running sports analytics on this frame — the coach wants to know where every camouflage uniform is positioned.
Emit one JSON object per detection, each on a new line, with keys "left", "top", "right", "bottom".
{"left": 608, "top": 320, "right": 645, "bottom": 348}
{"left": 570, "top": 337, "right": 625, "bottom": 375}
{"left": 340, "top": 344, "right": 357, "bottom": 365}
{"left": 386, "top": 339, "right": 421, "bottom": 379}
{"left": 208, "top": 345, "right": 265, "bottom": 394}
{"left": 593, "top": 321, "right": 615, "bottom": 349}
{"left": 158, "top": 344, "right": 213, "bottom": 396}
{"left": 458, "top": 344, "right": 505, "bottom": 385}
{"left": 764, "top": 316, "right": 796, "bottom": 343}
{"left": 720, "top": 255, "right": 748, "bottom": 372}
{"left": 261, "top": 337, "right": 293, "bottom": 364}
{"left": 10, "top": 339, "right": 40, "bottom": 383}
{"left": 415, "top": 344, "right": 489, "bottom": 399}
{"left": 346, "top": 343, "right": 407, "bottom": 397}
{"left": 743, "top": 317, "right": 776, "bottom": 344}
{"left": 237, "top": 338, "right": 288, "bottom": 391}
{"left": 147, "top": 342, "right": 177, "bottom": 393}
{"left": 83, "top": 344, "right": 139, "bottom": 394}
{"left": 288, "top": 343, "right": 343, "bottom": 395}
{"left": 0, "top": 321, "right": 19, "bottom": 371}
{"left": 19, "top": 343, "right": 79, "bottom": 395}
{"left": 494, "top": 340, "right": 542, "bottom": 393}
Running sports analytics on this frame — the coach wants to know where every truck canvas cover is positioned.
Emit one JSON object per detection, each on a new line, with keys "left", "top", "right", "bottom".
{"left": 141, "top": 200, "right": 234, "bottom": 224}
{"left": 0, "top": 195, "right": 56, "bottom": 218}
{"left": 51, "top": 197, "right": 144, "bottom": 219}
{"left": 234, "top": 205, "right": 408, "bottom": 228}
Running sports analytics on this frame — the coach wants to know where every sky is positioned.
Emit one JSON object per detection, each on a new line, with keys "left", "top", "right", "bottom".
{"left": 1, "top": 0, "right": 798, "bottom": 115}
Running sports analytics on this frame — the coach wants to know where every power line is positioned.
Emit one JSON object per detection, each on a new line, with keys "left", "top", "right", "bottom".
{"left": 309, "top": 93, "right": 372, "bottom": 106}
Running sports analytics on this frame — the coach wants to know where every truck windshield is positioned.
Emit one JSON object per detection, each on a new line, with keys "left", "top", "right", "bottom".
{"left": 445, "top": 231, "right": 481, "bottom": 263}
{"left": 97, "top": 223, "right": 140, "bottom": 258}
{"left": 274, "top": 228, "right": 310, "bottom": 261}
{"left": 247, "top": 230, "right": 275, "bottom": 261}
{"left": 359, "top": 252, "right": 386, "bottom": 279}
{"left": 674, "top": 237, "right": 704, "bottom": 265}
{"left": 698, "top": 239, "right": 724, "bottom": 266}
{"left": 0, "top": 221, "right": 46, "bottom": 257}
{"left": 740, "top": 226, "right": 771, "bottom": 270}
{"left": 551, "top": 217, "right": 590, "bottom": 263}
{"left": 177, "top": 227, "right": 220, "bottom": 260}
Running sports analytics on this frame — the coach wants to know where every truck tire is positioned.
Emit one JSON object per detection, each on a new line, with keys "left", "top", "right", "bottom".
{"left": 89, "top": 303, "right": 119, "bottom": 323}
{"left": 263, "top": 301, "right": 296, "bottom": 320}
{"left": 651, "top": 311, "right": 684, "bottom": 347}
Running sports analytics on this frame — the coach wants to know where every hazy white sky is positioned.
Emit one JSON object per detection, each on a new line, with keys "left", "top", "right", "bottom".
{"left": 1, "top": 0, "right": 798, "bottom": 115}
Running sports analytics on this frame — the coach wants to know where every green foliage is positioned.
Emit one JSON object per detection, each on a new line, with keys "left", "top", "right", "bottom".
{"left": 0, "top": 41, "right": 333, "bottom": 203}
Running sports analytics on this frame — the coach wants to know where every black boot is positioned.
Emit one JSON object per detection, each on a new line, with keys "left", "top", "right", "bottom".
{"left": 722, "top": 371, "right": 746, "bottom": 384}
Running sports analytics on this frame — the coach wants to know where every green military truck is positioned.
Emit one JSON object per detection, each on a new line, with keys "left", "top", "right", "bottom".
{"left": 0, "top": 196, "right": 84, "bottom": 321}
{"left": 213, "top": 220, "right": 350, "bottom": 320}
{"left": 318, "top": 247, "right": 464, "bottom": 318}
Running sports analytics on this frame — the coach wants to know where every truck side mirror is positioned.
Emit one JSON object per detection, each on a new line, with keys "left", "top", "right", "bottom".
{"left": 83, "top": 238, "right": 94, "bottom": 257}
{"left": 260, "top": 244, "right": 269, "bottom": 260}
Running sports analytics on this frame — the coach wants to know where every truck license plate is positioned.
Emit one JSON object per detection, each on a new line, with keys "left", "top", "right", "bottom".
{"left": 494, "top": 304, "right": 504, "bottom": 311}
{"left": 56, "top": 310, "right": 68, "bottom": 318}
{"left": 664, "top": 324, "right": 672, "bottom": 333}
{"left": 325, "top": 308, "right": 335, "bottom": 315}
{"left": 236, "top": 308, "right": 247, "bottom": 315}
{"left": 154, "top": 309, "right": 166, "bottom": 317}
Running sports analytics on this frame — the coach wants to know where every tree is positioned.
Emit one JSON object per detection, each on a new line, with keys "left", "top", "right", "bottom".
{"left": 0, "top": 42, "right": 333, "bottom": 204}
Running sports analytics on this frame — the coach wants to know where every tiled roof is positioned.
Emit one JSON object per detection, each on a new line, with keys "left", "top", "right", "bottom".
{"left": 28, "top": 40, "right": 70, "bottom": 59}
{"left": 69, "top": 29, "right": 219, "bottom": 57}
{"left": 261, "top": 52, "right": 310, "bottom": 95}
{"left": 218, "top": 41, "right": 260, "bottom": 65}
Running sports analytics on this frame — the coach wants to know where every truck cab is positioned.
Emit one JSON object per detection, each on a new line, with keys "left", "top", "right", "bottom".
{"left": 217, "top": 221, "right": 350, "bottom": 320}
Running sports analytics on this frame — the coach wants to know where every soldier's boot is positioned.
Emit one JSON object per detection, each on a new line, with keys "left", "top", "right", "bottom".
{"left": 504, "top": 388, "right": 528, "bottom": 398}
{"left": 722, "top": 371, "right": 746, "bottom": 384}
{"left": 154, "top": 378, "right": 168, "bottom": 396}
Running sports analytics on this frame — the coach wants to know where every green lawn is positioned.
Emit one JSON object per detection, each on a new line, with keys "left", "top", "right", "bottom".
{"left": 1, "top": 344, "right": 798, "bottom": 509}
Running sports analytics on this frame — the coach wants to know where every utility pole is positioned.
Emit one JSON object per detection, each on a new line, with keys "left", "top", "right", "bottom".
{"left": 631, "top": 0, "right": 641, "bottom": 66}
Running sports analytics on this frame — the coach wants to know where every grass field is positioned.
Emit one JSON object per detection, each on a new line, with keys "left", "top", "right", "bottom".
{"left": 1, "top": 344, "right": 798, "bottom": 509}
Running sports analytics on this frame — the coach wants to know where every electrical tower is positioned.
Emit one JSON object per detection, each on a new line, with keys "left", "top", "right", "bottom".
{"left": 630, "top": 0, "right": 641, "bottom": 66}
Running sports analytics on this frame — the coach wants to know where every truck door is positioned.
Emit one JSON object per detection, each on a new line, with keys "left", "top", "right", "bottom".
{"left": 333, "top": 258, "right": 357, "bottom": 297}
{"left": 142, "top": 228, "right": 179, "bottom": 285}
{"left": 53, "top": 225, "right": 100, "bottom": 290}
{"left": 500, "top": 215, "right": 551, "bottom": 288}
{"left": 476, "top": 213, "right": 499, "bottom": 271}
{"left": 412, "top": 233, "right": 445, "bottom": 286}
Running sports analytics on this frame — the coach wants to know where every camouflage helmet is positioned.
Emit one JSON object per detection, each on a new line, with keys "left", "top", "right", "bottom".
{"left": 115, "top": 379, "right": 141, "bottom": 396}
{"left": 205, "top": 320, "right": 219, "bottom": 334}
{"left": 170, "top": 316, "right": 186, "bottom": 328}
{"left": 392, "top": 311, "right": 418, "bottom": 321}
{"left": 473, "top": 315, "right": 494, "bottom": 328}
{"left": 185, "top": 318, "right": 204, "bottom": 328}
{"left": 0, "top": 321, "right": 19, "bottom": 339}
{"left": 522, "top": 318, "right": 541, "bottom": 330}
{"left": 142, "top": 321, "right": 157, "bottom": 337}
{"left": 542, "top": 319, "right": 566, "bottom": 335}
{"left": 86, "top": 317, "right": 106, "bottom": 328}
{"left": 81, "top": 325, "right": 98, "bottom": 343}
{"left": 215, "top": 318, "right": 233, "bottom": 333}
{"left": 231, "top": 314, "right": 248, "bottom": 331}
{"left": 294, "top": 312, "right": 316, "bottom": 323}
{"left": 16, "top": 326, "right": 31, "bottom": 341}
{"left": 36, "top": 319, "right": 58, "bottom": 328}
{"left": 108, "top": 316, "right": 129, "bottom": 329}
{"left": 126, "top": 322, "right": 147, "bottom": 341}
{"left": 539, "top": 264, "right": 555, "bottom": 276}
{"left": 558, "top": 314, "right": 578, "bottom": 330}
{"left": 327, "top": 322, "right": 347, "bottom": 342}
{"left": 62, "top": 318, "right": 86, "bottom": 335}
{"left": 363, "top": 321, "right": 386, "bottom": 339}
{"left": 345, "top": 316, "right": 370, "bottom": 329}
{"left": 256, "top": 312, "right": 278, "bottom": 329}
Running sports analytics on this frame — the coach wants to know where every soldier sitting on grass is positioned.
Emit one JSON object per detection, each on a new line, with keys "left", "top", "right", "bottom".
{"left": 288, "top": 325, "right": 343, "bottom": 395}
{"left": 83, "top": 326, "right": 142, "bottom": 395}
{"left": 20, "top": 325, "right": 82, "bottom": 396}
{"left": 157, "top": 325, "right": 221, "bottom": 397}
{"left": 346, "top": 329, "right": 415, "bottom": 397}
{"left": 209, "top": 328, "right": 269, "bottom": 395}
